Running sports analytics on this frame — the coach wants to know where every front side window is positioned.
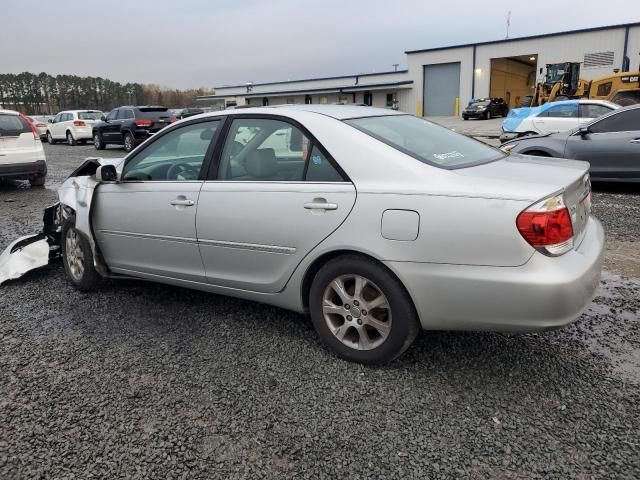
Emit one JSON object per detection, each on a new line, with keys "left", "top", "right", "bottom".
{"left": 218, "top": 118, "right": 311, "bottom": 181}
{"left": 106, "top": 110, "right": 118, "bottom": 121}
{"left": 122, "top": 120, "right": 220, "bottom": 181}
{"left": 541, "top": 104, "right": 578, "bottom": 118}
{"left": 345, "top": 115, "right": 504, "bottom": 169}
{"left": 580, "top": 104, "right": 613, "bottom": 118}
{"left": 589, "top": 109, "right": 640, "bottom": 133}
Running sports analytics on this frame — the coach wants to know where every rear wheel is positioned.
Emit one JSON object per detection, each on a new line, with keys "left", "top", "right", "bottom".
{"left": 309, "top": 255, "right": 420, "bottom": 364}
{"left": 47, "top": 131, "right": 55, "bottom": 144}
{"left": 66, "top": 131, "right": 77, "bottom": 146}
{"left": 29, "top": 175, "right": 45, "bottom": 187}
{"left": 518, "top": 96, "right": 534, "bottom": 108}
{"left": 61, "top": 216, "right": 103, "bottom": 291}
{"left": 123, "top": 132, "right": 135, "bottom": 152}
{"left": 93, "top": 132, "right": 105, "bottom": 150}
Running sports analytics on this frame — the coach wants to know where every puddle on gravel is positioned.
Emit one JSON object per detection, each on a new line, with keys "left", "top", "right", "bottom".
{"left": 578, "top": 271, "right": 640, "bottom": 384}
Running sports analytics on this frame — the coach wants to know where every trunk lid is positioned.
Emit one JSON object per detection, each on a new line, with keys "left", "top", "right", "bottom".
{"left": 456, "top": 153, "right": 591, "bottom": 249}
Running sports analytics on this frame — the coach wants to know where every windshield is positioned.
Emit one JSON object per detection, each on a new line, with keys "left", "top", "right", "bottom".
{"left": 545, "top": 66, "right": 565, "bottom": 84}
{"left": 345, "top": 115, "right": 505, "bottom": 169}
{"left": 78, "top": 111, "right": 103, "bottom": 120}
{"left": 470, "top": 100, "right": 490, "bottom": 106}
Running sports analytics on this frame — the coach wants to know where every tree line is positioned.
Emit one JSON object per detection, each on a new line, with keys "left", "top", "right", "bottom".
{"left": 0, "top": 72, "right": 213, "bottom": 115}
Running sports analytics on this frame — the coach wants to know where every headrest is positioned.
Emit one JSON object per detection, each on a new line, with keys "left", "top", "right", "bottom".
{"left": 245, "top": 148, "right": 278, "bottom": 178}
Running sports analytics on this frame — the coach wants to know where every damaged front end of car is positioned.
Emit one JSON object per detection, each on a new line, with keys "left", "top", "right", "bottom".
{"left": 0, "top": 157, "right": 121, "bottom": 286}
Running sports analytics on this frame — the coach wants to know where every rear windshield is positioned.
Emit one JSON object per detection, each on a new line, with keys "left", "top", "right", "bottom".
{"left": 138, "top": 107, "right": 168, "bottom": 112}
{"left": 345, "top": 115, "right": 505, "bottom": 169}
{"left": 0, "top": 114, "right": 30, "bottom": 136}
{"left": 78, "top": 111, "right": 102, "bottom": 120}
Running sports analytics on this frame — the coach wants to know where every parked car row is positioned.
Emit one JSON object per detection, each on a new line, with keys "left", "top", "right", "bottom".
{"left": 501, "top": 104, "right": 640, "bottom": 182}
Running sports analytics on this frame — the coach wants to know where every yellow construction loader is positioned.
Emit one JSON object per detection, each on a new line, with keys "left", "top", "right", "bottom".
{"left": 519, "top": 62, "right": 640, "bottom": 107}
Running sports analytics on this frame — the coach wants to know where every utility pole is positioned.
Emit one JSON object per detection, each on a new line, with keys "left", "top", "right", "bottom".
{"left": 505, "top": 11, "right": 511, "bottom": 39}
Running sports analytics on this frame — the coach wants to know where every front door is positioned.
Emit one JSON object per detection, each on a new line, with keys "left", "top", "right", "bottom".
{"left": 196, "top": 116, "right": 356, "bottom": 293}
{"left": 565, "top": 108, "right": 640, "bottom": 180}
{"left": 92, "top": 119, "right": 222, "bottom": 281}
{"left": 102, "top": 109, "right": 120, "bottom": 142}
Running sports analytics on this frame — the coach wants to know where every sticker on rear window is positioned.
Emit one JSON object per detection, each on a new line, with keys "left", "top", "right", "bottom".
{"left": 433, "top": 150, "right": 464, "bottom": 161}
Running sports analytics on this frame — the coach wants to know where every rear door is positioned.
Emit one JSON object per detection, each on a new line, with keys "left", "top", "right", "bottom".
{"left": 93, "top": 119, "right": 222, "bottom": 281}
{"left": 565, "top": 108, "right": 640, "bottom": 180}
{"left": 196, "top": 115, "right": 356, "bottom": 293}
{"left": 532, "top": 103, "right": 579, "bottom": 134}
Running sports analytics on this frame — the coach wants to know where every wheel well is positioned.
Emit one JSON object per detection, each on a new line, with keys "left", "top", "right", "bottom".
{"left": 522, "top": 150, "right": 551, "bottom": 157}
{"left": 300, "top": 250, "right": 406, "bottom": 310}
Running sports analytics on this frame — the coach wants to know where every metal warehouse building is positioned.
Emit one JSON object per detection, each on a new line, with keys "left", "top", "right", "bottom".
{"left": 198, "top": 21, "right": 640, "bottom": 116}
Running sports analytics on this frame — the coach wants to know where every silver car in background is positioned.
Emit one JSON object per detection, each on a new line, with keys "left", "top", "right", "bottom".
{"left": 55, "top": 105, "right": 604, "bottom": 364}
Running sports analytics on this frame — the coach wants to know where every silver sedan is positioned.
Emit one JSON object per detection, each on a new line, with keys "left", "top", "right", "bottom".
{"left": 55, "top": 105, "right": 604, "bottom": 364}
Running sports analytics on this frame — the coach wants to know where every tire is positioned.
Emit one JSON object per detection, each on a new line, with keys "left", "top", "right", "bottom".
{"left": 484, "top": 110, "right": 491, "bottom": 120}
{"left": 518, "top": 96, "right": 534, "bottom": 108}
{"left": 61, "top": 216, "right": 103, "bottom": 291}
{"left": 462, "top": 116, "right": 468, "bottom": 121}
{"left": 93, "top": 132, "right": 105, "bottom": 150}
{"left": 47, "top": 131, "right": 56, "bottom": 144}
{"left": 309, "top": 254, "right": 420, "bottom": 365}
{"left": 123, "top": 132, "right": 135, "bottom": 153}
{"left": 29, "top": 175, "right": 45, "bottom": 187}
{"left": 66, "top": 131, "right": 77, "bottom": 146}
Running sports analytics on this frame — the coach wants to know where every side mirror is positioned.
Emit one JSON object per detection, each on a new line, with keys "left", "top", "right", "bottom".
{"left": 96, "top": 164, "right": 118, "bottom": 182}
{"left": 578, "top": 126, "right": 590, "bottom": 136}
{"left": 101, "top": 115, "right": 107, "bottom": 122}
{"left": 47, "top": 118, "right": 53, "bottom": 124}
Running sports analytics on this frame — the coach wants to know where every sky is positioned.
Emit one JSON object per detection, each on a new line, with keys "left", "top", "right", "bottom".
{"left": 2, "top": 0, "right": 638, "bottom": 89}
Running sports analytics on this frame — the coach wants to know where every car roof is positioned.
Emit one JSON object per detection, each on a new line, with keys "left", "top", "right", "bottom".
{"left": 204, "top": 104, "right": 404, "bottom": 120}
{"left": 0, "top": 109, "right": 20, "bottom": 115}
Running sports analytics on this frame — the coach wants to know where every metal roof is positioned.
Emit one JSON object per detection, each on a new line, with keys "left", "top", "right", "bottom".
{"left": 405, "top": 21, "right": 640, "bottom": 54}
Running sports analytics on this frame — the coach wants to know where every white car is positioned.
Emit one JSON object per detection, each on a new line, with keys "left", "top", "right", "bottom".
{"left": 47, "top": 110, "right": 103, "bottom": 146}
{"left": 0, "top": 109, "right": 47, "bottom": 186}
{"left": 500, "top": 99, "right": 619, "bottom": 142}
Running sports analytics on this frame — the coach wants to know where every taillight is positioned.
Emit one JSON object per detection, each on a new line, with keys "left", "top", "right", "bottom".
{"left": 19, "top": 113, "right": 39, "bottom": 140}
{"left": 73, "top": 120, "right": 86, "bottom": 126}
{"left": 516, "top": 193, "right": 574, "bottom": 256}
{"left": 135, "top": 119, "right": 152, "bottom": 127}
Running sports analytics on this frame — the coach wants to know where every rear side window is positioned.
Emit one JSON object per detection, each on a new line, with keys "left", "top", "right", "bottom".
{"left": 345, "top": 115, "right": 504, "bottom": 169}
{"left": 590, "top": 109, "right": 640, "bottom": 133}
{"left": 580, "top": 104, "right": 612, "bottom": 118}
{"left": 305, "top": 146, "right": 344, "bottom": 182}
{"left": 0, "top": 114, "right": 30, "bottom": 136}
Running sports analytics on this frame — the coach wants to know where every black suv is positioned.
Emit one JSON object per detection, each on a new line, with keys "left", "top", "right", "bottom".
{"left": 93, "top": 106, "right": 173, "bottom": 152}
{"left": 462, "top": 98, "right": 509, "bottom": 120}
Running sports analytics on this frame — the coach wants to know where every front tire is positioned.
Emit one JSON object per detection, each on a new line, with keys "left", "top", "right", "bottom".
{"left": 66, "top": 131, "right": 77, "bottom": 146}
{"left": 93, "top": 132, "right": 105, "bottom": 150}
{"left": 61, "top": 216, "right": 103, "bottom": 291}
{"left": 309, "top": 255, "right": 420, "bottom": 365}
{"left": 47, "top": 131, "right": 55, "bottom": 144}
{"left": 123, "top": 132, "right": 135, "bottom": 152}
{"left": 484, "top": 110, "right": 491, "bottom": 120}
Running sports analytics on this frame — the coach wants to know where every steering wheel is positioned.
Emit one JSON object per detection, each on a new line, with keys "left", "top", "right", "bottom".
{"left": 166, "top": 161, "right": 201, "bottom": 180}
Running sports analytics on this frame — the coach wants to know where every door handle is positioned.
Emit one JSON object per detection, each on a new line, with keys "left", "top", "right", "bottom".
{"left": 170, "top": 198, "right": 195, "bottom": 206}
{"left": 304, "top": 199, "right": 338, "bottom": 211}
{"left": 630, "top": 139, "right": 640, "bottom": 144}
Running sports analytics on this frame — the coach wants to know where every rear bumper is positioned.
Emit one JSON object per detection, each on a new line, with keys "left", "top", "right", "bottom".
{"left": 386, "top": 216, "right": 605, "bottom": 332}
{"left": 71, "top": 126, "right": 93, "bottom": 140}
{"left": 0, "top": 160, "right": 47, "bottom": 179}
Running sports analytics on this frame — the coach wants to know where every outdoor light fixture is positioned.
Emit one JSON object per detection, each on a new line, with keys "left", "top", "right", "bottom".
{"left": 530, "top": 56, "right": 536, "bottom": 61}
{"left": 475, "top": 68, "right": 482, "bottom": 74}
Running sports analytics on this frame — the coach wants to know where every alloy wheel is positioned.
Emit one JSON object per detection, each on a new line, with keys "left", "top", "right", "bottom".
{"left": 94, "top": 134, "right": 101, "bottom": 148}
{"left": 65, "top": 228, "right": 85, "bottom": 281}
{"left": 124, "top": 135, "right": 133, "bottom": 151}
{"left": 322, "top": 274, "right": 392, "bottom": 351}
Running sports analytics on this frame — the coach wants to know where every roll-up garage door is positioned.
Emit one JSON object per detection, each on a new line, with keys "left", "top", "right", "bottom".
{"left": 423, "top": 62, "right": 461, "bottom": 116}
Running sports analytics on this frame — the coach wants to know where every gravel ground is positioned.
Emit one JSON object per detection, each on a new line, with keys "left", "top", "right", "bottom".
{"left": 0, "top": 143, "right": 639, "bottom": 479}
